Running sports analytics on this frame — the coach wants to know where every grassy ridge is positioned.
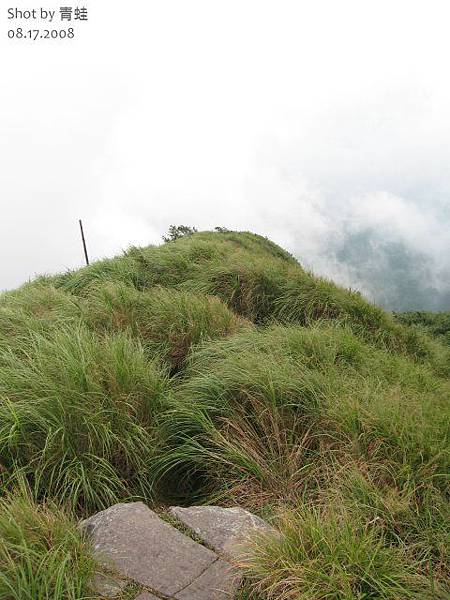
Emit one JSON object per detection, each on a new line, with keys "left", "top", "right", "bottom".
{"left": 0, "top": 231, "right": 449, "bottom": 598}
{"left": 34, "top": 231, "right": 446, "bottom": 366}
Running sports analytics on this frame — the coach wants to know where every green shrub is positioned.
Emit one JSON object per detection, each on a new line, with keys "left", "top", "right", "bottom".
{"left": 162, "top": 224, "right": 198, "bottom": 242}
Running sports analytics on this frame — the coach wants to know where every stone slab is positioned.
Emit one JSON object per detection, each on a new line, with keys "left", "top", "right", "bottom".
{"left": 91, "top": 572, "right": 127, "bottom": 598}
{"left": 134, "top": 593, "right": 160, "bottom": 600}
{"left": 81, "top": 502, "right": 218, "bottom": 597}
{"left": 175, "top": 558, "right": 242, "bottom": 600}
{"left": 169, "top": 505, "right": 275, "bottom": 560}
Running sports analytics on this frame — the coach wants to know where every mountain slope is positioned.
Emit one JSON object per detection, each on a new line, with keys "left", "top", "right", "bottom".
{"left": 0, "top": 231, "right": 448, "bottom": 599}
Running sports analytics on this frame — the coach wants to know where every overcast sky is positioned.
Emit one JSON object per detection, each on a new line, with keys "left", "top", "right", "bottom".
{"left": 1, "top": 1, "right": 449, "bottom": 308}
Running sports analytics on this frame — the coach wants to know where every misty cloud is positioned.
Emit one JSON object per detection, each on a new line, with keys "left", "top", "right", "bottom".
{"left": 1, "top": 1, "right": 449, "bottom": 311}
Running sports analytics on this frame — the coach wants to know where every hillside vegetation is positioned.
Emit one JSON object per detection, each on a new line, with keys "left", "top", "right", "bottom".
{"left": 0, "top": 230, "right": 448, "bottom": 599}
{"left": 394, "top": 311, "right": 450, "bottom": 347}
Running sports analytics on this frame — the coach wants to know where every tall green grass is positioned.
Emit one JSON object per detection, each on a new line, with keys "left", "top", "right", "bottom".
{"left": 0, "top": 284, "right": 81, "bottom": 354}
{"left": 0, "top": 326, "right": 169, "bottom": 512}
{"left": 240, "top": 505, "right": 444, "bottom": 599}
{"left": 39, "top": 231, "right": 449, "bottom": 371}
{"left": 83, "top": 283, "right": 251, "bottom": 370}
{"left": 157, "top": 324, "right": 448, "bottom": 502}
{"left": 0, "top": 485, "right": 95, "bottom": 600}
{"left": 0, "top": 230, "right": 448, "bottom": 597}
{"left": 154, "top": 324, "right": 449, "bottom": 594}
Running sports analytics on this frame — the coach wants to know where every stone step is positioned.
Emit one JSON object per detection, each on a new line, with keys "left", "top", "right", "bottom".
{"left": 81, "top": 502, "right": 266, "bottom": 599}
{"left": 169, "top": 505, "right": 276, "bottom": 561}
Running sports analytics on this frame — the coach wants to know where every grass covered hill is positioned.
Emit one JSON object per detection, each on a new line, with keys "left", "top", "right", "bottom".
{"left": 0, "top": 230, "right": 449, "bottom": 599}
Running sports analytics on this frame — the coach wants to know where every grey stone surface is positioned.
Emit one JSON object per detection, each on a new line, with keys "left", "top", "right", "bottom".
{"left": 81, "top": 502, "right": 217, "bottom": 597}
{"left": 169, "top": 505, "right": 275, "bottom": 560}
{"left": 91, "top": 572, "right": 127, "bottom": 598}
{"left": 175, "top": 558, "right": 242, "bottom": 600}
{"left": 134, "top": 593, "right": 160, "bottom": 600}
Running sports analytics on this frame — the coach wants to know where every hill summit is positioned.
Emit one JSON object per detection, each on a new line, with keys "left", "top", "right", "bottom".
{"left": 0, "top": 230, "right": 448, "bottom": 599}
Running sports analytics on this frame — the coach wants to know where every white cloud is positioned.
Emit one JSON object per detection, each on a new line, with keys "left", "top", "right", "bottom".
{"left": 1, "top": 0, "right": 449, "bottom": 308}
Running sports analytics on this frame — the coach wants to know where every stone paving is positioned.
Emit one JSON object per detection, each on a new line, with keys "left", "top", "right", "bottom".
{"left": 81, "top": 502, "right": 275, "bottom": 599}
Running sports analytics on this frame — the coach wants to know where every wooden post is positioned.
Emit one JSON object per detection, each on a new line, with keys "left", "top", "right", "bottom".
{"left": 79, "top": 219, "right": 90, "bottom": 266}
